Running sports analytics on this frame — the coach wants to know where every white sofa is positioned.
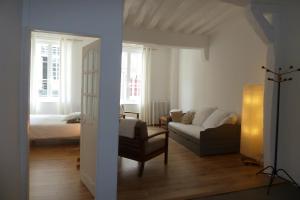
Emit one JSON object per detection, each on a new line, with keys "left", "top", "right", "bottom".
{"left": 168, "top": 107, "right": 241, "bottom": 156}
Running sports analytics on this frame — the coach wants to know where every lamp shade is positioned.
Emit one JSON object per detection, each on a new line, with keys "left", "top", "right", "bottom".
{"left": 240, "top": 84, "right": 264, "bottom": 163}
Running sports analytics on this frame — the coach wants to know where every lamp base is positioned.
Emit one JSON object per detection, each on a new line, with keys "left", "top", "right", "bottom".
{"left": 257, "top": 165, "right": 300, "bottom": 194}
{"left": 241, "top": 155, "right": 261, "bottom": 166}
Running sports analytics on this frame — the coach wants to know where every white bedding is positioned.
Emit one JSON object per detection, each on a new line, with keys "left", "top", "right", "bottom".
{"left": 29, "top": 115, "right": 80, "bottom": 140}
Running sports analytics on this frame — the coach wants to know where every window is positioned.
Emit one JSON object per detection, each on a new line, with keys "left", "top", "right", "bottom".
{"left": 37, "top": 41, "right": 61, "bottom": 99}
{"left": 120, "top": 46, "right": 143, "bottom": 104}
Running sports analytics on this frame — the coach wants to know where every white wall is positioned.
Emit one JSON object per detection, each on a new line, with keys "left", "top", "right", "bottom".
{"left": 177, "top": 9, "right": 267, "bottom": 115}
{"left": 0, "top": 1, "right": 22, "bottom": 199}
{"left": 276, "top": 2, "right": 300, "bottom": 184}
{"left": 21, "top": 0, "right": 123, "bottom": 199}
{"left": 150, "top": 47, "right": 171, "bottom": 101}
{"left": 169, "top": 49, "right": 180, "bottom": 109}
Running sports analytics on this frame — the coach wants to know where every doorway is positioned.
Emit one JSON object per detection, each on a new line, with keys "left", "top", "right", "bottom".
{"left": 29, "top": 30, "right": 100, "bottom": 199}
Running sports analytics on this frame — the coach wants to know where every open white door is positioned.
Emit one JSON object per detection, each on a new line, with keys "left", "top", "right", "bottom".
{"left": 80, "top": 40, "right": 100, "bottom": 196}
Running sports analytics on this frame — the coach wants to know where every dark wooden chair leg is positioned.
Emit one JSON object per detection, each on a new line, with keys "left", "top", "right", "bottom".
{"left": 164, "top": 132, "right": 169, "bottom": 165}
{"left": 138, "top": 162, "right": 145, "bottom": 177}
{"left": 164, "top": 149, "right": 168, "bottom": 165}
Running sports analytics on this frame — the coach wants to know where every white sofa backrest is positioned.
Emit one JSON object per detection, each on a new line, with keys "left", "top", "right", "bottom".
{"left": 192, "top": 107, "right": 217, "bottom": 126}
{"left": 202, "top": 109, "right": 230, "bottom": 130}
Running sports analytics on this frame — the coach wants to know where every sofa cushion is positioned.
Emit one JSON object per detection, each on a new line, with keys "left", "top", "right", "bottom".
{"left": 170, "top": 110, "right": 183, "bottom": 122}
{"left": 181, "top": 111, "right": 195, "bottom": 124}
{"left": 168, "top": 122, "right": 204, "bottom": 139}
{"left": 219, "top": 113, "right": 238, "bottom": 126}
{"left": 192, "top": 107, "right": 217, "bottom": 126}
{"left": 202, "top": 109, "right": 230, "bottom": 130}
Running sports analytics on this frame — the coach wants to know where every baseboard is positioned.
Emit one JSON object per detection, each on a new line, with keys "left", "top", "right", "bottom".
{"left": 80, "top": 170, "right": 95, "bottom": 197}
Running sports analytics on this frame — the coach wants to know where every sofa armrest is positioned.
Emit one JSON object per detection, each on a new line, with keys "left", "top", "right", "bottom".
{"left": 199, "top": 124, "right": 241, "bottom": 155}
{"left": 201, "top": 124, "right": 240, "bottom": 140}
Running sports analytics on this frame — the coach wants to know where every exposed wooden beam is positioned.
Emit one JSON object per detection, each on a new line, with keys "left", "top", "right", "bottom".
{"left": 167, "top": 0, "right": 204, "bottom": 32}
{"left": 124, "top": 0, "right": 145, "bottom": 26}
{"left": 195, "top": 6, "right": 237, "bottom": 35}
{"left": 141, "top": 0, "right": 164, "bottom": 28}
{"left": 184, "top": 3, "right": 228, "bottom": 34}
{"left": 219, "top": 0, "right": 250, "bottom": 7}
{"left": 159, "top": 0, "right": 191, "bottom": 31}
{"left": 132, "top": 0, "right": 151, "bottom": 27}
{"left": 173, "top": 0, "right": 217, "bottom": 33}
{"left": 123, "top": 0, "right": 136, "bottom": 23}
{"left": 147, "top": 0, "right": 182, "bottom": 29}
{"left": 123, "top": 26, "right": 208, "bottom": 49}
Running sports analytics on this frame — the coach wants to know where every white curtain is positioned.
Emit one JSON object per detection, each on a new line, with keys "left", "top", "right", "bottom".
{"left": 30, "top": 37, "right": 41, "bottom": 114}
{"left": 58, "top": 39, "right": 73, "bottom": 114}
{"left": 140, "top": 47, "right": 152, "bottom": 124}
{"left": 30, "top": 36, "right": 78, "bottom": 115}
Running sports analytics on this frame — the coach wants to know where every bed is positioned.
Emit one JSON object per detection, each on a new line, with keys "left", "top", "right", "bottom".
{"left": 29, "top": 114, "right": 80, "bottom": 144}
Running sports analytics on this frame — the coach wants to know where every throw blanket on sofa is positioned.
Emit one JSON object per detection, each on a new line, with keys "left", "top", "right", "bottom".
{"left": 119, "top": 119, "right": 138, "bottom": 138}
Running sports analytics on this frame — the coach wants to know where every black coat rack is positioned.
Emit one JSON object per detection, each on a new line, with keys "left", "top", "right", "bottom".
{"left": 257, "top": 65, "right": 300, "bottom": 194}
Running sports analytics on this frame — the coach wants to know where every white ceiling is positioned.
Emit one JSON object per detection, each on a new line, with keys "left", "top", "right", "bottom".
{"left": 123, "top": 0, "right": 242, "bottom": 36}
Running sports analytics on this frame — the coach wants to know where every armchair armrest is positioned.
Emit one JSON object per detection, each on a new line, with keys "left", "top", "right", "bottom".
{"left": 124, "top": 111, "right": 140, "bottom": 119}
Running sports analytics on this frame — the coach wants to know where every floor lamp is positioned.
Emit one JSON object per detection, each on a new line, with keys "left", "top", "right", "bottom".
{"left": 257, "top": 65, "right": 300, "bottom": 194}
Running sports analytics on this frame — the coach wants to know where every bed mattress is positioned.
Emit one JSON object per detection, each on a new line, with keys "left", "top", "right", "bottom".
{"left": 29, "top": 115, "right": 80, "bottom": 141}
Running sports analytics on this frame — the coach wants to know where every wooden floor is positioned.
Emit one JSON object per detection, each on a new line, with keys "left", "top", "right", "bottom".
{"left": 30, "top": 144, "right": 93, "bottom": 200}
{"left": 30, "top": 140, "right": 271, "bottom": 200}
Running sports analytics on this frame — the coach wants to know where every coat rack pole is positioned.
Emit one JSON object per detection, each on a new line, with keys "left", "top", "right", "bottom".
{"left": 256, "top": 66, "right": 300, "bottom": 194}
{"left": 274, "top": 78, "right": 280, "bottom": 171}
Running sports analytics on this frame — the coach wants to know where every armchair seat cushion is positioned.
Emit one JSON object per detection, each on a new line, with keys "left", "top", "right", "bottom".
{"left": 145, "top": 126, "right": 167, "bottom": 154}
{"left": 146, "top": 135, "right": 165, "bottom": 154}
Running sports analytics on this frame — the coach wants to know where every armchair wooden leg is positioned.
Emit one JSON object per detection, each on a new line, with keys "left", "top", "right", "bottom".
{"left": 164, "top": 150, "right": 168, "bottom": 165}
{"left": 138, "top": 162, "right": 144, "bottom": 177}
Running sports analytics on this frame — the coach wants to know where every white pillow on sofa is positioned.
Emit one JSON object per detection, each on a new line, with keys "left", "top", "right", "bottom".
{"left": 218, "top": 113, "right": 238, "bottom": 126}
{"left": 192, "top": 107, "right": 217, "bottom": 126}
{"left": 202, "top": 109, "right": 229, "bottom": 129}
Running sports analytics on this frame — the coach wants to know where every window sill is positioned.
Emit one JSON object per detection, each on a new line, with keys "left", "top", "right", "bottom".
{"left": 38, "top": 97, "right": 59, "bottom": 103}
{"left": 120, "top": 102, "right": 140, "bottom": 105}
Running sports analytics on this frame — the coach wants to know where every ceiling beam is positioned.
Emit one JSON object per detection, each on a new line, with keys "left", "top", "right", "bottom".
{"left": 146, "top": 0, "right": 182, "bottom": 29}
{"left": 219, "top": 0, "right": 250, "bottom": 7}
{"left": 132, "top": 0, "right": 150, "bottom": 27}
{"left": 184, "top": 3, "right": 228, "bottom": 34}
{"left": 195, "top": 6, "right": 236, "bottom": 35}
{"left": 124, "top": 0, "right": 145, "bottom": 26}
{"left": 141, "top": 0, "right": 164, "bottom": 28}
{"left": 123, "top": 26, "right": 208, "bottom": 49}
{"left": 123, "top": 0, "right": 136, "bottom": 23}
{"left": 173, "top": 0, "right": 216, "bottom": 33}
{"left": 159, "top": 0, "right": 191, "bottom": 31}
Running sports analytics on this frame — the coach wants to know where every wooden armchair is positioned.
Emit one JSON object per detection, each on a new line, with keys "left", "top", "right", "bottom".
{"left": 119, "top": 120, "right": 169, "bottom": 176}
{"left": 120, "top": 104, "right": 140, "bottom": 119}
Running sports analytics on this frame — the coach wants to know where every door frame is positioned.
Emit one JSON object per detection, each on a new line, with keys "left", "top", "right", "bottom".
{"left": 19, "top": 28, "right": 117, "bottom": 199}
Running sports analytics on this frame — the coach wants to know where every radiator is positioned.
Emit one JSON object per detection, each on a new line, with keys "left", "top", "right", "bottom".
{"left": 150, "top": 101, "right": 170, "bottom": 125}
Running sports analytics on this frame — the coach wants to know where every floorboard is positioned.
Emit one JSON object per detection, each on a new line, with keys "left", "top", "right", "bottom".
{"left": 30, "top": 144, "right": 93, "bottom": 200}
{"left": 30, "top": 139, "right": 272, "bottom": 200}
{"left": 117, "top": 139, "right": 271, "bottom": 200}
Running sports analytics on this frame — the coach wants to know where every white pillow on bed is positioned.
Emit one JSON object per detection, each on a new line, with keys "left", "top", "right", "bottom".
{"left": 64, "top": 112, "right": 81, "bottom": 121}
{"left": 202, "top": 109, "right": 229, "bottom": 129}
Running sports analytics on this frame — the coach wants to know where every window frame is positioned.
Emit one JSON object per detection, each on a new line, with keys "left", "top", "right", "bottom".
{"left": 35, "top": 38, "right": 61, "bottom": 102}
{"left": 120, "top": 46, "right": 143, "bottom": 105}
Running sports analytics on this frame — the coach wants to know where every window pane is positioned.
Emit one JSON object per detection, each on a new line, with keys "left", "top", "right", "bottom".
{"left": 37, "top": 41, "right": 61, "bottom": 99}
{"left": 129, "top": 52, "right": 142, "bottom": 102}
{"left": 120, "top": 52, "right": 128, "bottom": 103}
{"left": 42, "top": 56, "right": 48, "bottom": 79}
